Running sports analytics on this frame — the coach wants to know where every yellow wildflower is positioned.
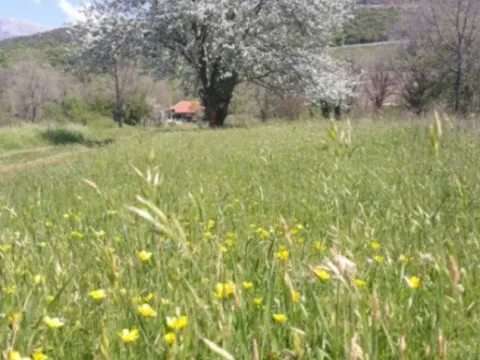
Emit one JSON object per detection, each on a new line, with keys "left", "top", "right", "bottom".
{"left": 291, "top": 291, "right": 301, "bottom": 303}
{"left": 399, "top": 254, "right": 409, "bottom": 263}
{"left": 214, "top": 282, "right": 234, "bottom": 298}
{"left": 291, "top": 224, "right": 304, "bottom": 235}
{"left": 5, "top": 285, "right": 16, "bottom": 294}
{"left": 274, "top": 247, "right": 289, "bottom": 261}
{"left": 253, "top": 297, "right": 263, "bottom": 306}
{"left": 166, "top": 316, "right": 188, "bottom": 331}
{"left": 243, "top": 281, "right": 254, "bottom": 289}
{"left": 370, "top": 241, "right": 381, "bottom": 250}
{"left": 89, "top": 289, "right": 107, "bottom": 300}
{"left": 255, "top": 227, "right": 269, "bottom": 239}
{"left": 118, "top": 328, "right": 139, "bottom": 343}
{"left": 38, "top": 242, "right": 47, "bottom": 248}
{"left": 44, "top": 220, "right": 53, "bottom": 228}
{"left": 0, "top": 244, "right": 12, "bottom": 252}
{"left": 220, "top": 245, "right": 228, "bottom": 253}
{"left": 160, "top": 298, "right": 170, "bottom": 305}
{"left": 374, "top": 255, "right": 384, "bottom": 264}
{"left": 203, "top": 231, "right": 213, "bottom": 240}
{"left": 137, "top": 303, "right": 157, "bottom": 317}
{"left": 32, "top": 349, "right": 48, "bottom": 360}
{"left": 354, "top": 279, "right": 367, "bottom": 287}
{"left": 314, "top": 268, "right": 331, "bottom": 280}
{"left": 69, "top": 231, "right": 84, "bottom": 239}
{"left": 137, "top": 250, "right": 153, "bottom": 262}
{"left": 207, "top": 219, "right": 216, "bottom": 230}
{"left": 43, "top": 316, "right": 65, "bottom": 329}
{"left": 407, "top": 276, "right": 421, "bottom": 289}
{"left": 46, "top": 295, "right": 55, "bottom": 303}
{"left": 8, "top": 351, "right": 24, "bottom": 360}
{"left": 8, "top": 312, "right": 22, "bottom": 327}
{"left": 94, "top": 230, "right": 106, "bottom": 238}
{"left": 33, "top": 275, "right": 44, "bottom": 285}
{"left": 143, "top": 293, "right": 154, "bottom": 302}
{"left": 272, "top": 313, "right": 288, "bottom": 323}
{"left": 164, "top": 332, "right": 176, "bottom": 345}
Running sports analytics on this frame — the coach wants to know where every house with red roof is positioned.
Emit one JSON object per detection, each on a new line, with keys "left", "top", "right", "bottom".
{"left": 170, "top": 100, "right": 202, "bottom": 121}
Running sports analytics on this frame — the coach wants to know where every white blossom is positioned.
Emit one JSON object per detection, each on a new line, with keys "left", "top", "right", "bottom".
{"left": 74, "top": 0, "right": 356, "bottom": 125}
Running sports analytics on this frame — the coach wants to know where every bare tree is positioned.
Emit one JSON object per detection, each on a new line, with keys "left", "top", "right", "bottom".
{"left": 364, "top": 70, "right": 396, "bottom": 111}
{"left": 411, "top": 0, "right": 480, "bottom": 113}
{"left": 6, "top": 55, "right": 57, "bottom": 122}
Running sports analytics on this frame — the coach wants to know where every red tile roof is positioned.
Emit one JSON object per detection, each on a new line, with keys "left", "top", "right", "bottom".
{"left": 171, "top": 101, "right": 201, "bottom": 114}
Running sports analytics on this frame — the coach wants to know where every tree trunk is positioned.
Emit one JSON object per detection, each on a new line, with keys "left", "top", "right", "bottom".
{"left": 204, "top": 98, "right": 230, "bottom": 128}
{"left": 201, "top": 77, "right": 237, "bottom": 128}
{"left": 453, "top": 61, "right": 462, "bottom": 113}
{"left": 32, "top": 105, "right": 37, "bottom": 122}
{"left": 334, "top": 104, "right": 342, "bottom": 121}
{"left": 113, "top": 61, "right": 123, "bottom": 127}
{"left": 321, "top": 100, "right": 331, "bottom": 119}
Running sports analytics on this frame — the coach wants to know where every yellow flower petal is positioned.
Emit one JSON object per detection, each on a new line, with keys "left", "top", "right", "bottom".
{"left": 118, "top": 328, "right": 139, "bottom": 343}
{"left": 354, "top": 279, "right": 366, "bottom": 287}
{"left": 164, "top": 332, "right": 176, "bottom": 345}
{"left": 89, "top": 289, "right": 107, "bottom": 300}
{"left": 407, "top": 276, "right": 421, "bottom": 289}
{"left": 166, "top": 316, "right": 188, "bottom": 331}
{"left": 314, "top": 268, "right": 331, "bottom": 280}
{"left": 43, "top": 316, "right": 65, "bottom": 329}
{"left": 137, "top": 250, "right": 153, "bottom": 262}
{"left": 243, "top": 281, "right": 254, "bottom": 289}
{"left": 272, "top": 313, "right": 288, "bottom": 323}
{"left": 137, "top": 303, "right": 157, "bottom": 318}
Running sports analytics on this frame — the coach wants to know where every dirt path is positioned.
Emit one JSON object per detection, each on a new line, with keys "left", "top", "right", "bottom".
{"left": 0, "top": 146, "right": 54, "bottom": 159}
{"left": 0, "top": 148, "right": 90, "bottom": 177}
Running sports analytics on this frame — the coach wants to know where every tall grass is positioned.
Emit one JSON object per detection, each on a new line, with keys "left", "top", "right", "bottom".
{"left": 1, "top": 120, "right": 480, "bottom": 359}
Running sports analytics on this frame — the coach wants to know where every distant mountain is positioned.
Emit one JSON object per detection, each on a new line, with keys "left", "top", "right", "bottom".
{"left": 0, "top": 18, "right": 48, "bottom": 41}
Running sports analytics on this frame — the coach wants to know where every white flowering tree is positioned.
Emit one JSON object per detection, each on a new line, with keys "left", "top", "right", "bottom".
{"left": 72, "top": 4, "right": 143, "bottom": 126}
{"left": 77, "top": 0, "right": 355, "bottom": 126}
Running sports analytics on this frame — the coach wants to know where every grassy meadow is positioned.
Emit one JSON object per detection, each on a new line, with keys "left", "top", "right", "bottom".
{"left": 1, "top": 119, "right": 480, "bottom": 359}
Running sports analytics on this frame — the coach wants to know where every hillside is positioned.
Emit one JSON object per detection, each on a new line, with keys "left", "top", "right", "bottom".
{"left": 0, "top": 27, "right": 71, "bottom": 50}
{"left": 0, "top": 27, "right": 72, "bottom": 69}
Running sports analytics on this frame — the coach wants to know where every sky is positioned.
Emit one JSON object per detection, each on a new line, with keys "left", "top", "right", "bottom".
{"left": 0, "top": 0, "right": 85, "bottom": 29}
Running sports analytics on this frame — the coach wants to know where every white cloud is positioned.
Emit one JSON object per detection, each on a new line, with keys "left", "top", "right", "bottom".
{"left": 33, "top": 0, "right": 42, "bottom": 4}
{"left": 57, "top": 0, "right": 86, "bottom": 23}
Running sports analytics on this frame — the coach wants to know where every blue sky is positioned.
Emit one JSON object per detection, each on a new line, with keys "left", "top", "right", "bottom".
{"left": 1, "top": 0, "right": 84, "bottom": 28}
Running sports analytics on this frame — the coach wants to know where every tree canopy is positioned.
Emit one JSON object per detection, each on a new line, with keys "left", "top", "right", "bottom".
{"left": 75, "top": 0, "right": 356, "bottom": 126}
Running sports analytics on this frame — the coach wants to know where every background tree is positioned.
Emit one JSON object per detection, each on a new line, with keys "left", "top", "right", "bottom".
{"left": 395, "top": 42, "right": 443, "bottom": 115}
{"left": 78, "top": 0, "right": 356, "bottom": 127}
{"left": 364, "top": 65, "right": 395, "bottom": 112}
{"left": 72, "top": 4, "right": 143, "bottom": 127}
{"left": 6, "top": 54, "right": 57, "bottom": 122}
{"left": 404, "top": 0, "right": 480, "bottom": 113}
